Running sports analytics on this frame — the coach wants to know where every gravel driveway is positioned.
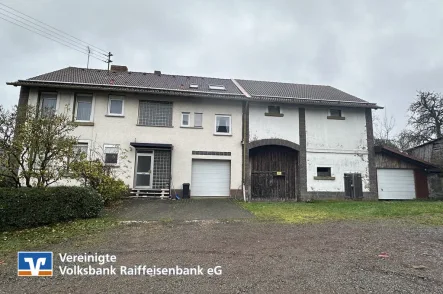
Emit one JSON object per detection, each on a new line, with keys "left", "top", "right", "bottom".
{"left": 2, "top": 219, "right": 443, "bottom": 293}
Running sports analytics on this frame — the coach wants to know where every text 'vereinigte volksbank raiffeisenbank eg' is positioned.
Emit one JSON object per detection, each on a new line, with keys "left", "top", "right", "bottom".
{"left": 57, "top": 253, "right": 223, "bottom": 276}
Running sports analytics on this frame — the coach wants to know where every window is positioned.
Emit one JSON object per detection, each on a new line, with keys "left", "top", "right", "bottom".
{"left": 268, "top": 106, "right": 281, "bottom": 115}
{"left": 317, "top": 167, "right": 332, "bottom": 177}
{"left": 215, "top": 115, "right": 231, "bottom": 135}
{"left": 329, "top": 109, "right": 342, "bottom": 117}
{"left": 194, "top": 113, "right": 203, "bottom": 128}
{"left": 73, "top": 142, "right": 89, "bottom": 160}
{"left": 209, "top": 85, "right": 226, "bottom": 91}
{"left": 190, "top": 84, "right": 198, "bottom": 89}
{"left": 138, "top": 101, "right": 173, "bottom": 127}
{"left": 181, "top": 112, "right": 190, "bottom": 127}
{"left": 75, "top": 94, "right": 93, "bottom": 121}
{"left": 104, "top": 144, "right": 119, "bottom": 165}
{"left": 40, "top": 92, "right": 57, "bottom": 116}
{"left": 108, "top": 95, "right": 124, "bottom": 116}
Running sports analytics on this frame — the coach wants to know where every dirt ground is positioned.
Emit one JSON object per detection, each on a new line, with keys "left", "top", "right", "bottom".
{"left": 1, "top": 219, "right": 443, "bottom": 293}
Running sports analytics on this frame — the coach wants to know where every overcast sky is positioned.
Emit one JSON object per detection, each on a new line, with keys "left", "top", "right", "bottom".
{"left": 1, "top": 0, "right": 443, "bottom": 134}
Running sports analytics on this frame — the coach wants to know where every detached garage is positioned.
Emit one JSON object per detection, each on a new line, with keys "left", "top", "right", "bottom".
{"left": 375, "top": 146, "right": 439, "bottom": 200}
{"left": 191, "top": 160, "right": 231, "bottom": 197}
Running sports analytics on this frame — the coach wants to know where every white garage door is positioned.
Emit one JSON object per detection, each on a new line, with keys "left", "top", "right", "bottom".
{"left": 377, "top": 169, "right": 416, "bottom": 200}
{"left": 191, "top": 160, "right": 231, "bottom": 197}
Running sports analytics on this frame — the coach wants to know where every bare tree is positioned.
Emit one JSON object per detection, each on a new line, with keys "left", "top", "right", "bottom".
{"left": 373, "top": 110, "right": 398, "bottom": 149}
{"left": 399, "top": 91, "right": 443, "bottom": 148}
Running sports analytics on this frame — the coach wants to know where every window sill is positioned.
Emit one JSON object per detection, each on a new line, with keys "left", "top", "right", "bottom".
{"left": 104, "top": 164, "right": 120, "bottom": 168}
{"left": 327, "top": 116, "right": 345, "bottom": 120}
{"left": 105, "top": 114, "right": 125, "bottom": 118}
{"left": 214, "top": 133, "right": 232, "bottom": 136}
{"left": 136, "top": 124, "right": 173, "bottom": 128}
{"left": 265, "top": 113, "right": 284, "bottom": 117}
{"left": 314, "top": 176, "right": 336, "bottom": 180}
{"left": 74, "top": 121, "right": 94, "bottom": 126}
{"left": 180, "top": 126, "right": 203, "bottom": 129}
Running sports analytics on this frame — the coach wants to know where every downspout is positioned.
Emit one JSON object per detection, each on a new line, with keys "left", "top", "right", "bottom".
{"left": 231, "top": 79, "right": 251, "bottom": 202}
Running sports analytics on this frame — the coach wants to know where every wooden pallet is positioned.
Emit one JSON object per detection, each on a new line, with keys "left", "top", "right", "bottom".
{"left": 129, "top": 189, "right": 170, "bottom": 199}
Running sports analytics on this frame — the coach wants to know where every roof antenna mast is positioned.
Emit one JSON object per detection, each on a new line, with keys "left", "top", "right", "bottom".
{"left": 106, "top": 52, "right": 113, "bottom": 71}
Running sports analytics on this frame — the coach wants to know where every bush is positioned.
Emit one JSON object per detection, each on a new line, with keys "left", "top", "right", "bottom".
{"left": 97, "top": 176, "right": 128, "bottom": 205}
{"left": 0, "top": 186, "right": 104, "bottom": 231}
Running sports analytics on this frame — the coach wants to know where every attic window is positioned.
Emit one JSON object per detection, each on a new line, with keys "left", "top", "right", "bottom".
{"left": 265, "top": 105, "right": 284, "bottom": 117}
{"left": 190, "top": 84, "right": 199, "bottom": 89}
{"left": 209, "top": 85, "right": 226, "bottom": 91}
{"left": 327, "top": 109, "right": 345, "bottom": 120}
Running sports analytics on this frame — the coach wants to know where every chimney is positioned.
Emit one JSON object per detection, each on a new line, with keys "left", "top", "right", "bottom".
{"left": 154, "top": 70, "right": 161, "bottom": 76}
{"left": 110, "top": 65, "right": 128, "bottom": 72}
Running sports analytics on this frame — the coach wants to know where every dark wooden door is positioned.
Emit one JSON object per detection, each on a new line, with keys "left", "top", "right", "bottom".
{"left": 250, "top": 146, "right": 297, "bottom": 199}
{"left": 344, "top": 173, "right": 363, "bottom": 199}
{"left": 414, "top": 170, "right": 429, "bottom": 199}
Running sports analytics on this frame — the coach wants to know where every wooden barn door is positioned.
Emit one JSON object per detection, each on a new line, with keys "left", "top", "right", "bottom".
{"left": 250, "top": 146, "right": 297, "bottom": 199}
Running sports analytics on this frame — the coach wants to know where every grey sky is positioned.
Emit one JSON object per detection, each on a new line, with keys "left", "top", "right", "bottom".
{"left": 1, "top": 0, "right": 443, "bottom": 134}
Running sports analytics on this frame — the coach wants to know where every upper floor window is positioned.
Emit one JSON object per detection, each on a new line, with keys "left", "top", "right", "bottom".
{"left": 194, "top": 113, "right": 203, "bottom": 128}
{"left": 75, "top": 94, "right": 93, "bottom": 122}
{"left": 40, "top": 92, "right": 57, "bottom": 116}
{"left": 327, "top": 109, "right": 345, "bottom": 120}
{"left": 215, "top": 115, "right": 231, "bottom": 135}
{"left": 108, "top": 95, "right": 124, "bottom": 116}
{"left": 138, "top": 100, "right": 172, "bottom": 127}
{"left": 265, "top": 105, "right": 283, "bottom": 117}
{"left": 181, "top": 112, "right": 190, "bottom": 127}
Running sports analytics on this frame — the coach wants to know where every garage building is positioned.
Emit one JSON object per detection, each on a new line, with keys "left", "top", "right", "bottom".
{"left": 375, "top": 145, "right": 439, "bottom": 200}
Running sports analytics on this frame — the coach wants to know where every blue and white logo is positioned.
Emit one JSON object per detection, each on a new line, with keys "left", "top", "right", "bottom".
{"left": 17, "top": 252, "right": 53, "bottom": 276}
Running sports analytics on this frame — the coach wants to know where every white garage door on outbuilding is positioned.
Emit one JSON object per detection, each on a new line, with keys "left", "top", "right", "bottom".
{"left": 377, "top": 169, "right": 416, "bottom": 200}
{"left": 191, "top": 160, "right": 231, "bottom": 197}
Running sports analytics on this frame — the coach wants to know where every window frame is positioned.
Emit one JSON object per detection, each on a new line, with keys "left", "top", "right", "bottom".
{"left": 194, "top": 112, "right": 203, "bottom": 128}
{"left": 214, "top": 114, "right": 232, "bottom": 135}
{"left": 327, "top": 109, "right": 345, "bottom": 120}
{"left": 74, "top": 93, "right": 94, "bottom": 122}
{"left": 103, "top": 144, "right": 120, "bottom": 166}
{"left": 107, "top": 95, "right": 125, "bottom": 116}
{"left": 181, "top": 112, "right": 191, "bottom": 127}
{"left": 40, "top": 92, "right": 58, "bottom": 116}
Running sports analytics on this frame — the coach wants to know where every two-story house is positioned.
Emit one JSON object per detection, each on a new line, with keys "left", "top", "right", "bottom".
{"left": 8, "top": 65, "right": 381, "bottom": 201}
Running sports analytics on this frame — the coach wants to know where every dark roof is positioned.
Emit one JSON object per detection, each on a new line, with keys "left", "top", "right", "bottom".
{"left": 375, "top": 145, "right": 439, "bottom": 170}
{"left": 237, "top": 79, "right": 366, "bottom": 103}
{"left": 7, "top": 66, "right": 381, "bottom": 108}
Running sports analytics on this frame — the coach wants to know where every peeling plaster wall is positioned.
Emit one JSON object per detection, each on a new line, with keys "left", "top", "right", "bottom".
{"left": 249, "top": 102, "right": 299, "bottom": 144}
{"left": 306, "top": 107, "right": 369, "bottom": 192}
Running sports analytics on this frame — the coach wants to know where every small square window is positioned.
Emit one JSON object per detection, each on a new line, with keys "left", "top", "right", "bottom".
{"left": 209, "top": 85, "right": 226, "bottom": 91}
{"left": 194, "top": 113, "right": 203, "bottom": 127}
{"left": 329, "top": 109, "right": 342, "bottom": 117}
{"left": 317, "top": 167, "right": 331, "bottom": 177}
{"left": 181, "top": 112, "right": 190, "bottom": 127}
{"left": 104, "top": 144, "right": 119, "bottom": 165}
{"left": 108, "top": 95, "right": 124, "bottom": 116}
{"left": 215, "top": 115, "right": 231, "bottom": 135}
{"left": 268, "top": 106, "right": 280, "bottom": 114}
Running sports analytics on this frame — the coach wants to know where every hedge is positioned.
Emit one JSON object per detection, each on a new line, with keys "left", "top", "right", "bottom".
{"left": 0, "top": 186, "right": 104, "bottom": 231}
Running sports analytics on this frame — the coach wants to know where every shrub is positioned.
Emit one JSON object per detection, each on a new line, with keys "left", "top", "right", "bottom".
{"left": 97, "top": 176, "right": 128, "bottom": 205}
{"left": 0, "top": 186, "right": 104, "bottom": 231}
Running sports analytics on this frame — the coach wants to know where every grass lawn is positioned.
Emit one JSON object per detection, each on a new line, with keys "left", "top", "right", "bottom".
{"left": 241, "top": 200, "right": 443, "bottom": 225}
{"left": 0, "top": 217, "right": 118, "bottom": 259}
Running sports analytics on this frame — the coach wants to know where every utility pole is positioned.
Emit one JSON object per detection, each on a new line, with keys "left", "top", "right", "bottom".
{"left": 106, "top": 52, "right": 113, "bottom": 71}
{"left": 87, "top": 46, "right": 91, "bottom": 69}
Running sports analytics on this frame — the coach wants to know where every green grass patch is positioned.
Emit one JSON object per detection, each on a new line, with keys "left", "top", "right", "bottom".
{"left": 0, "top": 217, "right": 118, "bottom": 257}
{"left": 240, "top": 201, "right": 443, "bottom": 224}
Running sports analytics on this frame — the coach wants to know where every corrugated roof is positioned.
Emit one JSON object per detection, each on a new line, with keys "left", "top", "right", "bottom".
{"left": 8, "top": 66, "right": 381, "bottom": 108}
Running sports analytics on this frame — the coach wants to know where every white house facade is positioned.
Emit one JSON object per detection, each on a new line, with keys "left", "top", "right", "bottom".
{"left": 9, "top": 66, "right": 381, "bottom": 200}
